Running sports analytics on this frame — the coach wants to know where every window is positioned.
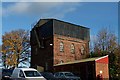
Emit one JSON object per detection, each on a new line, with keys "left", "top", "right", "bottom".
{"left": 24, "top": 71, "right": 41, "bottom": 77}
{"left": 65, "top": 72, "right": 74, "bottom": 77}
{"left": 60, "top": 42, "right": 64, "bottom": 52}
{"left": 54, "top": 73, "right": 59, "bottom": 77}
{"left": 60, "top": 73, "right": 64, "bottom": 77}
{"left": 71, "top": 43, "right": 75, "bottom": 53}
{"left": 60, "top": 60, "right": 64, "bottom": 64}
{"left": 81, "top": 45, "right": 85, "bottom": 55}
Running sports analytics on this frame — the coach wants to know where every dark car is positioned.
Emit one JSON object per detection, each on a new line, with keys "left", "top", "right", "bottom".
{"left": 54, "top": 72, "right": 81, "bottom": 80}
{"left": 40, "top": 72, "right": 56, "bottom": 80}
{"left": 2, "top": 69, "right": 13, "bottom": 80}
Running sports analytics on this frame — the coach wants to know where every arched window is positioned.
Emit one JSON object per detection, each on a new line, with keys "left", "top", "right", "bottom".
{"left": 81, "top": 45, "right": 85, "bottom": 55}
{"left": 71, "top": 43, "right": 75, "bottom": 53}
{"left": 60, "top": 42, "right": 64, "bottom": 52}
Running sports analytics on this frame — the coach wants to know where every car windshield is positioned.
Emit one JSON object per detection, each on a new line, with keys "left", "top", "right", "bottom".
{"left": 65, "top": 73, "right": 74, "bottom": 77}
{"left": 24, "top": 71, "right": 41, "bottom": 77}
{"left": 41, "top": 72, "right": 55, "bottom": 78}
{"left": 2, "top": 69, "right": 13, "bottom": 77}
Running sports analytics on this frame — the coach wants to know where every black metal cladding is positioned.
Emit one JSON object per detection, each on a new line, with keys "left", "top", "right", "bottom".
{"left": 53, "top": 19, "right": 90, "bottom": 41}
{"left": 33, "top": 19, "right": 90, "bottom": 41}
{"left": 37, "top": 19, "right": 53, "bottom": 38}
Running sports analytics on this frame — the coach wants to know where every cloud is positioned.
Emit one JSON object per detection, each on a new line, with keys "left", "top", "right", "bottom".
{"left": 39, "top": 3, "right": 79, "bottom": 19}
{"left": 82, "top": 0, "right": 119, "bottom": 2}
{"left": 1, "top": 0, "right": 119, "bottom": 2}
{"left": 3, "top": 2, "right": 31, "bottom": 16}
{"left": 2, "top": 2, "right": 79, "bottom": 19}
{"left": 2, "top": 0, "right": 83, "bottom": 2}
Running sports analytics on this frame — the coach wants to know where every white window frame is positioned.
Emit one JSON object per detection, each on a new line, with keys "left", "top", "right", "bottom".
{"left": 81, "top": 45, "right": 85, "bottom": 55}
{"left": 71, "top": 43, "right": 75, "bottom": 53}
{"left": 60, "top": 41, "right": 64, "bottom": 52}
{"left": 60, "top": 60, "right": 64, "bottom": 64}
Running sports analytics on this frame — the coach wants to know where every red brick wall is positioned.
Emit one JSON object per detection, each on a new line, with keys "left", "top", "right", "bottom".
{"left": 96, "top": 63, "right": 109, "bottom": 80}
{"left": 53, "top": 34, "right": 89, "bottom": 65}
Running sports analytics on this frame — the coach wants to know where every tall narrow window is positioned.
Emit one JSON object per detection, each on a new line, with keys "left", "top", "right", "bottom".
{"left": 60, "top": 42, "right": 64, "bottom": 52}
{"left": 71, "top": 43, "right": 75, "bottom": 53}
{"left": 81, "top": 45, "right": 85, "bottom": 55}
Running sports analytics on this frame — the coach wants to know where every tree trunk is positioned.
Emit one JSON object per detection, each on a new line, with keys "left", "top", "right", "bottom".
{"left": 17, "top": 53, "right": 20, "bottom": 67}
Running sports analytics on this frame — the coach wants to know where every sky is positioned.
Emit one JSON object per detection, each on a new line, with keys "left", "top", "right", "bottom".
{"left": 0, "top": 0, "right": 119, "bottom": 68}
{"left": 118, "top": 2, "right": 120, "bottom": 44}
{"left": 1, "top": 1, "right": 119, "bottom": 46}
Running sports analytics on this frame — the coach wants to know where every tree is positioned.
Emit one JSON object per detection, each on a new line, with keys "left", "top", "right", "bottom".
{"left": 93, "top": 28, "right": 117, "bottom": 56}
{"left": 0, "top": 45, "right": 3, "bottom": 67}
{"left": 2, "top": 29, "right": 30, "bottom": 68}
{"left": 90, "top": 27, "right": 120, "bottom": 79}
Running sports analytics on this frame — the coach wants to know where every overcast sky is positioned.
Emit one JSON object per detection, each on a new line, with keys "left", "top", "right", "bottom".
{"left": 1, "top": 1, "right": 119, "bottom": 45}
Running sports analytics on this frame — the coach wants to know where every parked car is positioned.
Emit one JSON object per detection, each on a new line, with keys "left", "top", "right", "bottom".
{"left": 1, "top": 69, "right": 13, "bottom": 80}
{"left": 0, "top": 68, "right": 2, "bottom": 80}
{"left": 40, "top": 72, "right": 56, "bottom": 80}
{"left": 54, "top": 72, "right": 81, "bottom": 80}
{"left": 11, "top": 68, "right": 46, "bottom": 80}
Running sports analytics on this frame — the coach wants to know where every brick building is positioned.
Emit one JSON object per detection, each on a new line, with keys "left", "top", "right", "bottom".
{"left": 54, "top": 55, "right": 109, "bottom": 80}
{"left": 30, "top": 19, "right": 109, "bottom": 80}
{"left": 30, "top": 19, "right": 90, "bottom": 71}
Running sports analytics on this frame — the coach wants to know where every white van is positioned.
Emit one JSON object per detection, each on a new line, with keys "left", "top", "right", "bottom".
{"left": 11, "top": 68, "right": 46, "bottom": 80}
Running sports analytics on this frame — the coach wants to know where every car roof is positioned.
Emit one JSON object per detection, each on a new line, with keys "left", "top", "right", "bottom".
{"left": 55, "top": 72, "right": 73, "bottom": 74}
{"left": 15, "top": 68, "right": 37, "bottom": 71}
{"left": 58, "top": 72, "right": 72, "bottom": 73}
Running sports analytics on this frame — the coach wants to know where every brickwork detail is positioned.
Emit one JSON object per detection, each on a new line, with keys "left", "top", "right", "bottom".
{"left": 96, "top": 63, "right": 109, "bottom": 79}
{"left": 54, "top": 34, "right": 89, "bottom": 65}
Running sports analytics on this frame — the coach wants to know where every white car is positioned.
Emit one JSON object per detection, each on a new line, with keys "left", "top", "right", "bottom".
{"left": 11, "top": 68, "right": 46, "bottom": 80}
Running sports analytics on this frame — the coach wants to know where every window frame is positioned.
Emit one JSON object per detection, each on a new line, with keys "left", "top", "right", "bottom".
{"left": 60, "top": 60, "right": 64, "bottom": 64}
{"left": 59, "top": 41, "right": 64, "bottom": 52}
{"left": 70, "top": 43, "right": 75, "bottom": 54}
{"left": 81, "top": 45, "right": 85, "bottom": 55}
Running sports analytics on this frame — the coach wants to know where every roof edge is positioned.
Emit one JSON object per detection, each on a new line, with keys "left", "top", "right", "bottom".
{"left": 95, "top": 55, "right": 108, "bottom": 61}
{"left": 39, "top": 18, "right": 90, "bottom": 29}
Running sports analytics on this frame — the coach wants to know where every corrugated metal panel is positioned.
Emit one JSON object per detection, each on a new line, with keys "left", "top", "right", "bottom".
{"left": 53, "top": 19, "right": 90, "bottom": 41}
{"left": 37, "top": 19, "right": 53, "bottom": 38}
{"left": 32, "top": 19, "right": 90, "bottom": 41}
